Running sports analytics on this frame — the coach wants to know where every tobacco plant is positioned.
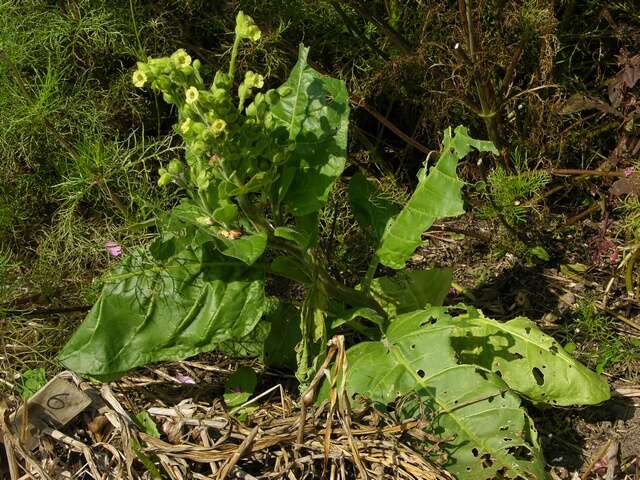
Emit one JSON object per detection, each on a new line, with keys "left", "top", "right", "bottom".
{"left": 60, "top": 12, "right": 610, "bottom": 479}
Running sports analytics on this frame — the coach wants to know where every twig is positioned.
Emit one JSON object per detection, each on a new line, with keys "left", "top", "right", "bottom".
{"left": 230, "top": 384, "right": 283, "bottom": 416}
{"left": 348, "top": 0, "right": 413, "bottom": 53}
{"left": 549, "top": 168, "right": 630, "bottom": 178}
{"left": 217, "top": 426, "right": 259, "bottom": 480}
{"left": 355, "top": 98, "right": 433, "bottom": 155}
{"left": 561, "top": 202, "right": 602, "bottom": 228}
{"left": 1, "top": 430, "right": 20, "bottom": 480}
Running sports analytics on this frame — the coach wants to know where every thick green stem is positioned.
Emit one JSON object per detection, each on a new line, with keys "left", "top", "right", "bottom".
{"left": 362, "top": 255, "right": 379, "bottom": 293}
{"left": 228, "top": 34, "right": 241, "bottom": 83}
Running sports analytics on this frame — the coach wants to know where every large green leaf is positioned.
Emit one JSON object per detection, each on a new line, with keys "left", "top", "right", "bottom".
{"left": 59, "top": 245, "right": 265, "bottom": 381}
{"left": 376, "top": 127, "right": 497, "bottom": 269}
{"left": 270, "top": 45, "right": 349, "bottom": 216}
{"left": 348, "top": 172, "right": 400, "bottom": 243}
{"left": 336, "top": 308, "right": 547, "bottom": 480}
{"left": 450, "top": 307, "right": 610, "bottom": 406}
{"left": 369, "top": 267, "right": 453, "bottom": 316}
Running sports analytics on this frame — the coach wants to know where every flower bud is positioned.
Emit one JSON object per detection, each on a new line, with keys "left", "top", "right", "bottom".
{"left": 158, "top": 172, "right": 172, "bottom": 187}
{"left": 167, "top": 159, "right": 184, "bottom": 174}
{"left": 212, "top": 87, "right": 228, "bottom": 103}
{"left": 263, "top": 111, "right": 274, "bottom": 129}
{"left": 244, "top": 71, "right": 264, "bottom": 89}
{"left": 246, "top": 102, "right": 257, "bottom": 117}
{"left": 180, "top": 118, "right": 192, "bottom": 134}
{"left": 265, "top": 89, "right": 279, "bottom": 104}
{"left": 196, "top": 171, "right": 210, "bottom": 190}
{"left": 213, "top": 71, "right": 231, "bottom": 90}
{"left": 196, "top": 216, "right": 214, "bottom": 226}
{"left": 278, "top": 86, "right": 293, "bottom": 97}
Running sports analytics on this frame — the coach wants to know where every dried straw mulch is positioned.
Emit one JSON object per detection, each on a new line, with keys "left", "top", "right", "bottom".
{"left": 0, "top": 337, "right": 452, "bottom": 479}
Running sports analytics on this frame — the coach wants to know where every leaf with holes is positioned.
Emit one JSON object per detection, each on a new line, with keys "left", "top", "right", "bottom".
{"left": 449, "top": 307, "right": 610, "bottom": 406}
{"left": 332, "top": 307, "right": 547, "bottom": 480}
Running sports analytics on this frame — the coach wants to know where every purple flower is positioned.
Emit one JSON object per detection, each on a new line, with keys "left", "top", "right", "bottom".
{"left": 105, "top": 241, "right": 122, "bottom": 257}
{"left": 176, "top": 374, "right": 196, "bottom": 385}
{"left": 624, "top": 167, "right": 633, "bottom": 178}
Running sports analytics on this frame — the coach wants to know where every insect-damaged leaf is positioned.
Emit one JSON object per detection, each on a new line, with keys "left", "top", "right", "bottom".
{"left": 329, "top": 308, "right": 547, "bottom": 479}
{"left": 328, "top": 306, "right": 610, "bottom": 478}
{"left": 449, "top": 307, "right": 610, "bottom": 406}
{"left": 376, "top": 126, "right": 497, "bottom": 269}
{"left": 59, "top": 246, "right": 265, "bottom": 381}
{"left": 270, "top": 45, "right": 349, "bottom": 216}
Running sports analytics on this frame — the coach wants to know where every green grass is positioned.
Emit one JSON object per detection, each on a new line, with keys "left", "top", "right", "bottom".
{"left": 562, "top": 299, "right": 640, "bottom": 377}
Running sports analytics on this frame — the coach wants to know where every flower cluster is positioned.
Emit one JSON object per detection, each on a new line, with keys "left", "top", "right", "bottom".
{"left": 132, "top": 11, "right": 293, "bottom": 233}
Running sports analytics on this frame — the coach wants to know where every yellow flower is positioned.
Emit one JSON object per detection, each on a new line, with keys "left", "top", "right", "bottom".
{"left": 245, "top": 71, "right": 264, "bottom": 89}
{"left": 210, "top": 119, "right": 227, "bottom": 136}
{"left": 180, "top": 118, "right": 192, "bottom": 134}
{"left": 171, "top": 49, "right": 192, "bottom": 68}
{"left": 185, "top": 86, "right": 199, "bottom": 105}
{"left": 235, "top": 11, "right": 262, "bottom": 42}
{"left": 132, "top": 69, "right": 147, "bottom": 88}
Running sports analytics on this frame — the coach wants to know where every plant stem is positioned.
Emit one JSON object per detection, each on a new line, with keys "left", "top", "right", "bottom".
{"left": 228, "top": 34, "right": 241, "bottom": 82}
{"left": 362, "top": 255, "right": 379, "bottom": 293}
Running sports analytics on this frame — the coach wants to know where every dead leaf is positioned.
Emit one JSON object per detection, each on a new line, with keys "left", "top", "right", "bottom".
{"left": 610, "top": 177, "right": 640, "bottom": 197}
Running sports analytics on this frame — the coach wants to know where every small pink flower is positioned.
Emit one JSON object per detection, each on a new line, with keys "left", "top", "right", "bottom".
{"left": 624, "top": 167, "right": 633, "bottom": 178}
{"left": 105, "top": 241, "right": 122, "bottom": 257}
{"left": 176, "top": 374, "right": 196, "bottom": 385}
{"left": 610, "top": 250, "right": 620, "bottom": 263}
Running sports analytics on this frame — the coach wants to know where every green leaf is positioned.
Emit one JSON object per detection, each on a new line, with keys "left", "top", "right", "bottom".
{"left": 331, "top": 308, "right": 547, "bottom": 480}
{"left": 263, "top": 302, "right": 301, "bottom": 368}
{"left": 270, "top": 45, "right": 349, "bottom": 215}
{"left": 348, "top": 172, "right": 400, "bottom": 243}
{"left": 377, "top": 126, "right": 498, "bottom": 269}
{"left": 330, "top": 306, "right": 385, "bottom": 331}
{"left": 20, "top": 368, "right": 47, "bottom": 400}
{"left": 529, "top": 246, "right": 550, "bottom": 262}
{"left": 135, "top": 411, "right": 160, "bottom": 438}
{"left": 131, "top": 436, "right": 163, "bottom": 479}
{"left": 216, "top": 231, "right": 267, "bottom": 265}
{"left": 294, "top": 213, "right": 319, "bottom": 248}
{"left": 271, "top": 256, "right": 311, "bottom": 283}
{"left": 59, "top": 246, "right": 265, "bottom": 381}
{"left": 450, "top": 307, "right": 610, "bottom": 406}
{"left": 370, "top": 268, "right": 453, "bottom": 316}
{"left": 218, "top": 320, "right": 271, "bottom": 358}
{"left": 274, "top": 227, "right": 309, "bottom": 248}
{"left": 224, "top": 366, "right": 258, "bottom": 408}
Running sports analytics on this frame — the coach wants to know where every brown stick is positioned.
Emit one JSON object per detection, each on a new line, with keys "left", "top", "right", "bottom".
{"left": 562, "top": 202, "right": 602, "bottom": 228}
{"left": 217, "top": 426, "right": 259, "bottom": 480}
{"left": 355, "top": 98, "right": 433, "bottom": 155}
{"left": 549, "top": 168, "right": 630, "bottom": 178}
